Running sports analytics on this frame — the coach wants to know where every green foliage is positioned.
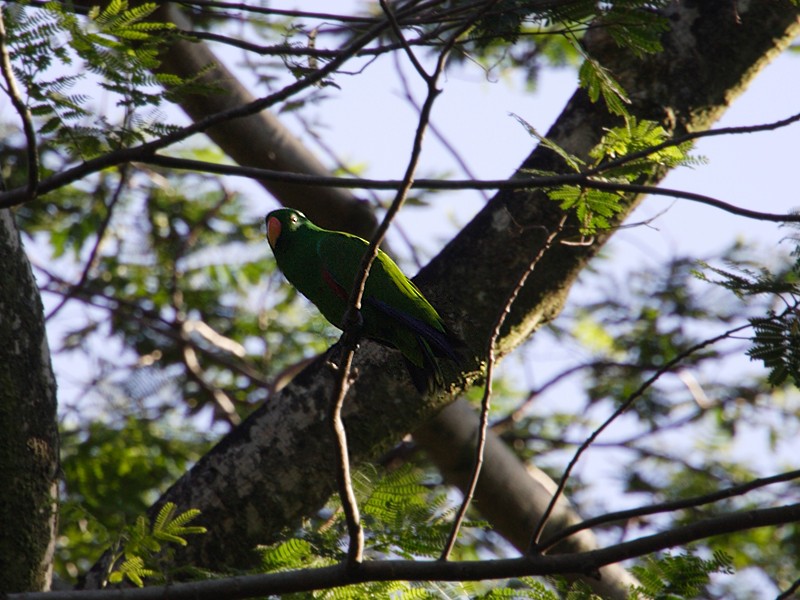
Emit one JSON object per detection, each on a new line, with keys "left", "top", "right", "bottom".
{"left": 578, "top": 55, "right": 631, "bottom": 117}
{"left": 358, "top": 465, "right": 485, "bottom": 560}
{"left": 517, "top": 115, "right": 694, "bottom": 235}
{"left": 57, "top": 416, "right": 210, "bottom": 582}
{"left": 694, "top": 258, "right": 800, "bottom": 386}
{"left": 256, "top": 465, "right": 488, "bottom": 598}
{"left": 599, "top": 3, "right": 668, "bottom": 57}
{"left": 108, "top": 502, "right": 206, "bottom": 587}
{"left": 463, "top": 1, "right": 667, "bottom": 88}
{"left": 3, "top": 1, "right": 184, "bottom": 157}
{"left": 630, "top": 550, "right": 733, "bottom": 599}
{"left": 470, "top": 0, "right": 667, "bottom": 50}
{"left": 589, "top": 119, "right": 699, "bottom": 176}
{"left": 749, "top": 313, "right": 800, "bottom": 386}
{"left": 548, "top": 185, "right": 625, "bottom": 235}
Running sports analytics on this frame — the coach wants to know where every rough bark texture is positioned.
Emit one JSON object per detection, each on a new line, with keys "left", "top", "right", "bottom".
{"left": 0, "top": 209, "right": 59, "bottom": 592}
{"left": 81, "top": 0, "right": 800, "bottom": 593}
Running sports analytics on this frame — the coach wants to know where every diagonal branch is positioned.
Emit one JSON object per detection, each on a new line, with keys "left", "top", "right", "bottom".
{"left": 528, "top": 321, "right": 755, "bottom": 551}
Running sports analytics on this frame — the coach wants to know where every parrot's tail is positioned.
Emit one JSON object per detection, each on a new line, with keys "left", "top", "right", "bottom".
{"left": 404, "top": 327, "right": 468, "bottom": 393}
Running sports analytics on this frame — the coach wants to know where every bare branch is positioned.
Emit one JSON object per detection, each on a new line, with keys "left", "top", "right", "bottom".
{"left": 528, "top": 321, "right": 755, "bottom": 551}
{"left": 380, "top": 0, "right": 431, "bottom": 82}
{"left": 130, "top": 156, "right": 800, "bottom": 224}
{"left": 537, "top": 468, "right": 800, "bottom": 553}
{"left": 11, "top": 502, "right": 800, "bottom": 600}
{"left": 328, "top": 345, "right": 363, "bottom": 564}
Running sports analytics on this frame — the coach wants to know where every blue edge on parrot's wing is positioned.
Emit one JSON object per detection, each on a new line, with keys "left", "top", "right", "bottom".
{"left": 367, "top": 297, "right": 463, "bottom": 362}
{"left": 367, "top": 297, "right": 465, "bottom": 393}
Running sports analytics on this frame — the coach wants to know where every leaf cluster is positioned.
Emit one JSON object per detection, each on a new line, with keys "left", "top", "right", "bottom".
{"left": 257, "top": 465, "right": 489, "bottom": 598}
{"left": 57, "top": 417, "right": 210, "bottom": 583}
{"left": 108, "top": 502, "right": 207, "bottom": 587}
{"left": 518, "top": 114, "right": 695, "bottom": 235}
{"left": 3, "top": 1, "right": 187, "bottom": 157}
{"left": 694, "top": 257, "right": 800, "bottom": 387}
{"left": 459, "top": 0, "right": 667, "bottom": 87}
{"left": 630, "top": 550, "right": 734, "bottom": 599}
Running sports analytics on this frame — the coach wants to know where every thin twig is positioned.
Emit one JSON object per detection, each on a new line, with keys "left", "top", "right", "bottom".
{"left": 46, "top": 166, "right": 129, "bottom": 321}
{"left": 181, "top": 342, "right": 241, "bottom": 426}
{"left": 381, "top": 0, "right": 432, "bottom": 82}
{"left": 328, "top": 0, "right": 500, "bottom": 565}
{"left": 440, "top": 215, "right": 566, "bottom": 560}
{"left": 536, "top": 468, "right": 800, "bottom": 553}
{"left": 37, "top": 264, "right": 272, "bottom": 388}
{"left": 0, "top": 6, "right": 39, "bottom": 199}
{"left": 393, "top": 50, "right": 491, "bottom": 203}
{"left": 527, "top": 320, "right": 755, "bottom": 552}
{"left": 329, "top": 344, "right": 363, "bottom": 565}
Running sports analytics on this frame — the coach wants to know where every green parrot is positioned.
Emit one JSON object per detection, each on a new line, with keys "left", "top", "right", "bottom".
{"left": 266, "top": 208, "right": 464, "bottom": 392}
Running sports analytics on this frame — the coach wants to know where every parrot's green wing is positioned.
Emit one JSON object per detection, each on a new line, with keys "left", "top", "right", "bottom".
{"left": 316, "top": 233, "right": 462, "bottom": 390}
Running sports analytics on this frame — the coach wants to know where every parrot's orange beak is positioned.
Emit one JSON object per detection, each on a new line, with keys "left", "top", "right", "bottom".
{"left": 267, "top": 217, "right": 281, "bottom": 249}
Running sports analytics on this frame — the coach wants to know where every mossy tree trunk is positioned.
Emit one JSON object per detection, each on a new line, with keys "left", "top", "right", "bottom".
{"left": 0, "top": 210, "right": 59, "bottom": 592}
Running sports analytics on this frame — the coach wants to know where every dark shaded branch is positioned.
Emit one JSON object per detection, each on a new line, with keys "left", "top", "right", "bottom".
{"left": 528, "top": 322, "right": 754, "bottom": 551}
{"left": 137, "top": 155, "right": 800, "bottom": 223}
{"left": 12, "top": 503, "right": 800, "bottom": 600}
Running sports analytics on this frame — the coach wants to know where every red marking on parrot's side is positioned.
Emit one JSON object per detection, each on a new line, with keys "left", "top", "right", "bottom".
{"left": 267, "top": 217, "right": 281, "bottom": 248}
{"left": 322, "top": 269, "right": 349, "bottom": 301}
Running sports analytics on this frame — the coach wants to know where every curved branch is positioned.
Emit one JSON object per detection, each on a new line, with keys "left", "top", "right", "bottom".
{"left": 528, "top": 322, "right": 754, "bottom": 551}
{"left": 135, "top": 155, "right": 800, "bottom": 223}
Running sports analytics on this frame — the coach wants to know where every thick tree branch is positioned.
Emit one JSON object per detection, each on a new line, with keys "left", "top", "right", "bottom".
{"left": 0, "top": 210, "right": 58, "bottom": 592}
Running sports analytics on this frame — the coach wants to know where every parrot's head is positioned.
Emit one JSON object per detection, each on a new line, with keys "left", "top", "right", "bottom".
{"left": 266, "top": 208, "right": 308, "bottom": 251}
